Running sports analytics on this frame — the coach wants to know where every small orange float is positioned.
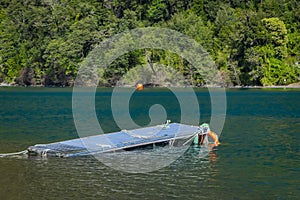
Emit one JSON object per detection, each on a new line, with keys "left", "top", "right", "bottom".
{"left": 207, "top": 131, "right": 220, "bottom": 146}
{"left": 136, "top": 83, "right": 144, "bottom": 91}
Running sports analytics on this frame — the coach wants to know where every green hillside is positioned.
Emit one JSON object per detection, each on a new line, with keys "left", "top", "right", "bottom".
{"left": 0, "top": 0, "right": 299, "bottom": 86}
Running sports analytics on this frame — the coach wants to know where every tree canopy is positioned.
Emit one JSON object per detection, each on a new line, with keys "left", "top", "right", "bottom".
{"left": 0, "top": 0, "right": 299, "bottom": 86}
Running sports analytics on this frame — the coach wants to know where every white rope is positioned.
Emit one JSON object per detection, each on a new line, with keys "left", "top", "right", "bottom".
{"left": 123, "top": 129, "right": 157, "bottom": 139}
{"left": 41, "top": 149, "right": 51, "bottom": 158}
{"left": 203, "top": 133, "right": 209, "bottom": 145}
{"left": 124, "top": 120, "right": 172, "bottom": 139}
{"left": 96, "top": 144, "right": 112, "bottom": 149}
{"left": 161, "top": 120, "right": 171, "bottom": 129}
{"left": 0, "top": 150, "right": 28, "bottom": 157}
{"left": 169, "top": 138, "right": 175, "bottom": 146}
{"left": 182, "top": 132, "right": 199, "bottom": 146}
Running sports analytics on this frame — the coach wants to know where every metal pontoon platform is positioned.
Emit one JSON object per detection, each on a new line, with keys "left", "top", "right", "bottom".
{"left": 27, "top": 123, "right": 200, "bottom": 157}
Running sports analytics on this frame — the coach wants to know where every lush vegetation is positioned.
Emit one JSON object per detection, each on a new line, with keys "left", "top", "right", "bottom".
{"left": 0, "top": 0, "right": 299, "bottom": 87}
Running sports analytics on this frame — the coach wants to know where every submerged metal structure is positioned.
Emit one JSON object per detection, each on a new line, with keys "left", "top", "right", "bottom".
{"left": 27, "top": 123, "right": 200, "bottom": 157}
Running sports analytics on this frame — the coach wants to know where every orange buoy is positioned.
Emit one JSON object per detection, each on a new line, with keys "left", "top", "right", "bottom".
{"left": 207, "top": 131, "right": 220, "bottom": 146}
{"left": 136, "top": 83, "right": 144, "bottom": 91}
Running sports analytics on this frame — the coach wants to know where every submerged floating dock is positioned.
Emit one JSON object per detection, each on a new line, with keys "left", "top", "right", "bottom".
{"left": 27, "top": 123, "right": 199, "bottom": 157}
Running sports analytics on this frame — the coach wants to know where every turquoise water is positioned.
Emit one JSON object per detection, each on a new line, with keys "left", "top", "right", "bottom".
{"left": 0, "top": 87, "right": 300, "bottom": 199}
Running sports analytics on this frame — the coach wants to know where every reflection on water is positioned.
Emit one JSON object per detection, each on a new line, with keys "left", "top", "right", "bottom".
{"left": 0, "top": 146, "right": 219, "bottom": 200}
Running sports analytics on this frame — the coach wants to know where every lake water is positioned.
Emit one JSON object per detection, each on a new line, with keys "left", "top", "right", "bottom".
{"left": 0, "top": 87, "right": 300, "bottom": 199}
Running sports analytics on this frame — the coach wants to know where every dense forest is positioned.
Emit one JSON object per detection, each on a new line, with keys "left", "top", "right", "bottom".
{"left": 0, "top": 0, "right": 299, "bottom": 87}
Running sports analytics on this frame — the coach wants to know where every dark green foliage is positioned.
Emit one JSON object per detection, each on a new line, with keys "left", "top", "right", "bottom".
{"left": 0, "top": 0, "right": 299, "bottom": 86}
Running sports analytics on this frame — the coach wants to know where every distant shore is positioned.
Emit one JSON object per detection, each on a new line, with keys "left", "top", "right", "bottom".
{"left": 1, "top": 82, "right": 300, "bottom": 89}
{"left": 227, "top": 84, "right": 300, "bottom": 89}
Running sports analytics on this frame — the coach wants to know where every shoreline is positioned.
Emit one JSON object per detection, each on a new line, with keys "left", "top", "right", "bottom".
{"left": 227, "top": 85, "right": 300, "bottom": 89}
{"left": 1, "top": 83, "right": 300, "bottom": 89}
